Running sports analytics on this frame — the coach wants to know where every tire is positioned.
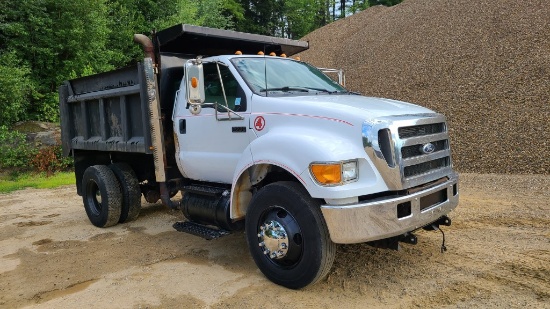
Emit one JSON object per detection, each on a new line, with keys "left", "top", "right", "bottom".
{"left": 109, "top": 163, "right": 141, "bottom": 223}
{"left": 82, "top": 165, "right": 122, "bottom": 228}
{"left": 245, "top": 181, "right": 336, "bottom": 289}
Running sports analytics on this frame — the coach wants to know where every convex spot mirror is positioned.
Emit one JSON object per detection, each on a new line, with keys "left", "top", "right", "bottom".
{"left": 185, "top": 59, "right": 205, "bottom": 114}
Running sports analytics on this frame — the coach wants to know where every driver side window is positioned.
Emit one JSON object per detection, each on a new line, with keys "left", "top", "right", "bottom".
{"left": 203, "top": 63, "right": 246, "bottom": 112}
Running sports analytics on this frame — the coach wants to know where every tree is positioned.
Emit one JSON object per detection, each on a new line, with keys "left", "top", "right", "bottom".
{"left": 284, "top": 0, "right": 320, "bottom": 39}
{"left": 0, "top": 0, "right": 234, "bottom": 124}
{"left": 0, "top": 0, "right": 113, "bottom": 122}
{"left": 234, "top": 0, "right": 336, "bottom": 38}
{"left": 368, "top": 0, "right": 402, "bottom": 6}
{"left": 234, "top": 0, "right": 285, "bottom": 36}
{"left": 0, "top": 0, "right": 402, "bottom": 126}
{"left": 0, "top": 52, "right": 34, "bottom": 126}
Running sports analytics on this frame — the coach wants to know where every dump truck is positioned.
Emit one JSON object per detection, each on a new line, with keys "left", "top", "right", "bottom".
{"left": 59, "top": 24, "right": 459, "bottom": 289}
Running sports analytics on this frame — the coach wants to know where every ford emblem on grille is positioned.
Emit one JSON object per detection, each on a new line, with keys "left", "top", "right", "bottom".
{"left": 421, "top": 142, "right": 436, "bottom": 154}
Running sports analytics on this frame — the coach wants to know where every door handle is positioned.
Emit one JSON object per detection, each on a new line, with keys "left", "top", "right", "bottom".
{"left": 179, "top": 119, "right": 186, "bottom": 134}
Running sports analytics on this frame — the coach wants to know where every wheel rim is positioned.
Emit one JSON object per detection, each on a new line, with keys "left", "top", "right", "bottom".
{"left": 257, "top": 206, "right": 303, "bottom": 267}
{"left": 85, "top": 180, "right": 102, "bottom": 216}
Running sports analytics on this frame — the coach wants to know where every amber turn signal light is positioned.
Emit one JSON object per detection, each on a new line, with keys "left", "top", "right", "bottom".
{"left": 191, "top": 77, "right": 198, "bottom": 88}
{"left": 310, "top": 164, "right": 342, "bottom": 185}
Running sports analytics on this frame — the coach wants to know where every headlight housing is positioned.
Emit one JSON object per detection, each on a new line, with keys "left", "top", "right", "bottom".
{"left": 309, "top": 160, "right": 358, "bottom": 186}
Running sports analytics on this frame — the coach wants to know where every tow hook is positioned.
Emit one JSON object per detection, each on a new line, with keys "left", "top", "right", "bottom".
{"left": 423, "top": 216, "right": 452, "bottom": 253}
{"left": 399, "top": 232, "right": 417, "bottom": 245}
{"left": 367, "top": 232, "right": 418, "bottom": 250}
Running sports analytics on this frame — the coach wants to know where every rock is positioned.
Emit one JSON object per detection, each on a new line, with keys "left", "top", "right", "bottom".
{"left": 13, "top": 121, "right": 61, "bottom": 147}
{"left": 300, "top": 0, "right": 549, "bottom": 174}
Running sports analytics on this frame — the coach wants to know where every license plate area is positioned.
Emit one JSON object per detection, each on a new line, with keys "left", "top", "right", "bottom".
{"left": 420, "top": 189, "right": 448, "bottom": 211}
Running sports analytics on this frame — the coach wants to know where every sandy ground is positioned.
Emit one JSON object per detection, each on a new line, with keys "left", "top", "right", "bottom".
{"left": 0, "top": 173, "right": 548, "bottom": 308}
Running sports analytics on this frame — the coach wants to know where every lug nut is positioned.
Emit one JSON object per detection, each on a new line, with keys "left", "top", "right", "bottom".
{"left": 281, "top": 242, "right": 287, "bottom": 249}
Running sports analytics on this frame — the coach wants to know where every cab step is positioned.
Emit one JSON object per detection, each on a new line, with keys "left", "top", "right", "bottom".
{"left": 173, "top": 221, "right": 231, "bottom": 240}
{"left": 181, "top": 185, "right": 228, "bottom": 197}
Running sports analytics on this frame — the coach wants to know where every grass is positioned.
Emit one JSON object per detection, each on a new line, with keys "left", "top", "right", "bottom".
{"left": 0, "top": 171, "right": 75, "bottom": 194}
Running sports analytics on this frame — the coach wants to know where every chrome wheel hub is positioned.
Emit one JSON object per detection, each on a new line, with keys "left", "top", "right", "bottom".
{"left": 258, "top": 220, "right": 289, "bottom": 259}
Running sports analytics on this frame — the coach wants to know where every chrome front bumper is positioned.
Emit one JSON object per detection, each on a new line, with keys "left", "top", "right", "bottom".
{"left": 321, "top": 173, "right": 459, "bottom": 244}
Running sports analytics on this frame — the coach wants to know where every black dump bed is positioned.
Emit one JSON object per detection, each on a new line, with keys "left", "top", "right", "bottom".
{"left": 154, "top": 24, "right": 309, "bottom": 57}
{"left": 59, "top": 63, "right": 153, "bottom": 156}
{"left": 59, "top": 25, "right": 309, "bottom": 157}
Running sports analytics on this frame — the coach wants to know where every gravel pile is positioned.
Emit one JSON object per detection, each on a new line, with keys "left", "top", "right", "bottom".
{"left": 300, "top": 0, "right": 549, "bottom": 174}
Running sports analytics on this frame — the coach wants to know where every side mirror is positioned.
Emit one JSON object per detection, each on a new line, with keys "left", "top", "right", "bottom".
{"left": 185, "top": 59, "right": 205, "bottom": 114}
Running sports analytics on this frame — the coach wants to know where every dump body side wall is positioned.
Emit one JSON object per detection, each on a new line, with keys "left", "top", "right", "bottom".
{"left": 59, "top": 63, "right": 153, "bottom": 156}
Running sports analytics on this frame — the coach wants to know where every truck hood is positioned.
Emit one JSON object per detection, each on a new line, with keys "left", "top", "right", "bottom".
{"left": 272, "top": 94, "right": 434, "bottom": 119}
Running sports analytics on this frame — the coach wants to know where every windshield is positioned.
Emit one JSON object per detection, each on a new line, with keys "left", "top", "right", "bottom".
{"left": 231, "top": 57, "right": 347, "bottom": 96}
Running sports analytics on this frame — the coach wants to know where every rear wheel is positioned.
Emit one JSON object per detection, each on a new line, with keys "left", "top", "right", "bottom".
{"left": 245, "top": 181, "right": 336, "bottom": 289}
{"left": 82, "top": 165, "right": 122, "bottom": 227}
{"left": 109, "top": 163, "right": 141, "bottom": 223}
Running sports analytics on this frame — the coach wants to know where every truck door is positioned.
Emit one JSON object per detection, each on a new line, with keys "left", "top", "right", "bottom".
{"left": 174, "top": 62, "right": 250, "bottom": 184}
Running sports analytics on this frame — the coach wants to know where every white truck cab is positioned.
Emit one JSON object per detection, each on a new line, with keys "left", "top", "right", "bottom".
{"left": 177, "top": 54, "right": 458, "bottom": 239}
{"left": 60, "top": 25, "right": 458, "bottom": 289}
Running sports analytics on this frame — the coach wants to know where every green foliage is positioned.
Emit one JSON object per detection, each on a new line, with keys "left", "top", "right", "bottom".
{"left": 1, "top": 0, "right": 114, "bottom": 122}
{"left": 284, "top": 0, "right": 321, "bottom": 39}
{"left": 143, "top": 0, "right": 233, "bottom": 30}
{"left": 0, "top": 125, "right": 37, "bottom": 169}
{"left": 104, "top": 0, "right": 147, "bottom": 67}
{"left": 0, "top": 171, "right": 75, "bottom": 194}
{"left": 30, "top": 145, "right": 73, "bottom": 174}
{"left": 349, "top": 1, "right": 370, "bottom": 14}
{"left": 0, "top": 126, "right": 71, "bottom": 174}
{"left": 104, "top": 0, "right": 235, "bottom": 68}
{"left": 0, "top": 0, "right": 402, "bottom": 124}
{"left": 221, "top": 0, "right": 245, "bottom": 22}
{"left": 235, "top": 0, "right": 285, "bottom": 36}
{"left": 368, "top": 0, "right": 402, "bottom": 7}
{"left": 0, "top": 51, "right": 34, "bottom": 126}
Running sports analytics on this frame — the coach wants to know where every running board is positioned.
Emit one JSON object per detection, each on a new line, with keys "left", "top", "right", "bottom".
{"left": 181, "top": 185, "right": 227, "bottom": 197}
{"left": 173, "top": 221, "right": 231, "bottom": 240}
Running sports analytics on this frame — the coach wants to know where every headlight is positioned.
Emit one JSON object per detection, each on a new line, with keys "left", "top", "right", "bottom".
{"left": 309, "top": 160, "right": 358, "bottom": 186}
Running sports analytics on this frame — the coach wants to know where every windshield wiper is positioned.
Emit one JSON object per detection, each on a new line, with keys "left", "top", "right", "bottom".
{"left": 259, "top": 86, "right": 309, "bottom": 92}
{"left": 299, "top": 86, "right": 338, "bottom": 94}
{"left": 259, "top": 86, "right": 339, "bottom": 94}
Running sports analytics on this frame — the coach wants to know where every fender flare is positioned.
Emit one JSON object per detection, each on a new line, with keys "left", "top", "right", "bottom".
{"left": 230, "top": 128, "right": 361, "bottom": 219}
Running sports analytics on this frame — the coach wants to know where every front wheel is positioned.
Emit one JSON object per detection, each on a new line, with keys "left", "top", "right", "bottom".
{"left": 245, "top": 181, "right": 336, "bottom": 289}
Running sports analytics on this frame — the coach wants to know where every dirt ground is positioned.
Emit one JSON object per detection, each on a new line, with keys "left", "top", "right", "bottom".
{"left": 0, "top": 173, "right": 548, "bottom": 308}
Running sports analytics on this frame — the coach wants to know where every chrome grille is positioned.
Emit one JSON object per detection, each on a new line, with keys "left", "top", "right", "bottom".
{"left": 401, "top": 140, "right": 447, "bottom": 159}
{"left": 397, "top": 118, "right": 452, "bottom": 187}
{"left": 362, "top": 114, "right": 454, "bottom": 190}
{"left": 398, "top": 123, "right": 445, "bottom": 139}
{"left": 404, "top": 157, "right": 450, "bottom": 178}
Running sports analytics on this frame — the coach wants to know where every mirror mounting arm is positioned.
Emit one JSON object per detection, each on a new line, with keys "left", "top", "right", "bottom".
{"left": 215, "top": 63, "right": 231, "bottom": 120}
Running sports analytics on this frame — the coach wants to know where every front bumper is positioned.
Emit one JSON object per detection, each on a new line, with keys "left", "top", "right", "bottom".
{"left": 320, "top": 173, "right": 459, "bottom": 244}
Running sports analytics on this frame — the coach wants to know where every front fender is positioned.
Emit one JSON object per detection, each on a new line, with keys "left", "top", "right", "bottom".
{"left": 230, "top": 126, "right": 371, "bottom": 219}
{"left": 250, "top": 126, "right": 361, "bottom": 179}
